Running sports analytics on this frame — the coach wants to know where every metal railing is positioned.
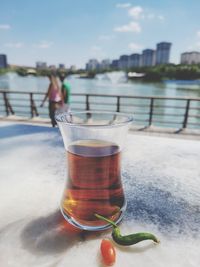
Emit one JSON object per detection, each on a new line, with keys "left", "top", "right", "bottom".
{"left": 0, "top": 90, "right": 200, "bottom": 130}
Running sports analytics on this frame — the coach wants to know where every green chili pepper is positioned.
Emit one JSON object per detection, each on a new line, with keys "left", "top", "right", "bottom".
{"left": 95, "top": 214, "right": 160, "bottom": 246}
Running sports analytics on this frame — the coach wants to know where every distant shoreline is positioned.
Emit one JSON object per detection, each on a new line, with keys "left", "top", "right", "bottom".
{"left": 1, "top": 65, "right": 200, "bottom": 83}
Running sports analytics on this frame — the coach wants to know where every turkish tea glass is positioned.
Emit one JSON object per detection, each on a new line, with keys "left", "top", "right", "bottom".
{"left": 55, "top": 111, "right": 133, "bottom": 231}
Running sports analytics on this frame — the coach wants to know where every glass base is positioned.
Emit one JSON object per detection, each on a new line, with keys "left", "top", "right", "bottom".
{"left": 60, "top": 201, "right": 127, "bottom": 231}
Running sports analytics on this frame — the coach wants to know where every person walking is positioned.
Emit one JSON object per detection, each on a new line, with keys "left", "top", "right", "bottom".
{"left": 40, "top": 74, "right": 63, "bottom": 127}
{"left": 59, "top": 74, "right": 71, "bottom": 112}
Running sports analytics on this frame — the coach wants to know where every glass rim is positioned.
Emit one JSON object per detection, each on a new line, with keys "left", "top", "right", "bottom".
{"left": 55, "top": 110, "right": 133, "bottom": 128}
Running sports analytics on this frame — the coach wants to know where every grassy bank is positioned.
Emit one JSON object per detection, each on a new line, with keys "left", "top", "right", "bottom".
{"left": 128, "top": 64, "right": 200, "bottom": 81}
{"left": 85, "top": 64, "right": 200, "bottom": 81}
{"left": 0, "top": 68, "right": 10, "bottom": 75}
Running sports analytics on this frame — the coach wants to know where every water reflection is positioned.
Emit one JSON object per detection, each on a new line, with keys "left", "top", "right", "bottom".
{"left": 1, "top": 72, "right": 200, "bottom": 97}
{"left": 0, "top": 72, "right": 200, "bottom": 128}
{"left": 0, "top": 73, "right": 10, "bottom": 89}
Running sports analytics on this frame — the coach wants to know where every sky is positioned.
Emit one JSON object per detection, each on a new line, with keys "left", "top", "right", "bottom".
{"left": 0, "top": 0, "right": 200, "bottom": 68}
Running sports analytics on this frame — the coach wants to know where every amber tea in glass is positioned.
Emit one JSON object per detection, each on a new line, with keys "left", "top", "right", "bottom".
{"left": 56, "top": 111, "right": 133, "bottom": 231}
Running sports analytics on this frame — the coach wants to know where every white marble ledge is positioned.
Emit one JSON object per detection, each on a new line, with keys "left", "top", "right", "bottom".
{"left": 0, "top": 122, "right": 200, "bottom": 267}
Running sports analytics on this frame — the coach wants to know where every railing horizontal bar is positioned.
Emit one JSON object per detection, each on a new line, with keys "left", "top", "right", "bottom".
{"left": 13, "top": 112, "right": 31, "bottom": 115}
{"left": 36, "top": 113, "right": 48, "bottom": 115}
{"left": 131, "top": 112, "right": 149, "bottom": 115}
{"left": 152, "top": 113, "right": 184, "bottom": 117}
{"left": 70, "top": 103, "right": 84, "bottom": 105}
{"left": 188, "top": 114, "right": 200, "bottom": 119}
{"left": 9, "top": 104, "right": 31, "bottom": 108}
{"left": 8, "top": 98, "right": 29, "bottom": 101}
{"left": 120, "top": 104, "right": 149, "bottom": 108}
{"left": 153, "top": 105, "right": 186, "bottom": 109}
{"left": 152, "top": 120, "right": 182, "bottom": 124}
{"left": 12, "top": 108, "right": 31, "bottom": 112}
{"left": 133, "top": 119, "right": 148, "bottom": 122}
{"left": 1, "top": 90, "right": 200, "bottom": 101}
{"left": 71, "top": 101, "right": 88, "bottom": 104}
{"left": 72, "top": 108, "right": 86, "bottom": 111}
{"left": 68, "top": 93, "right": 200, "bottom": 101}
{"left": 187, "top": 122, "right": 200, "bottom": 126}
{"left": 89, "top": 102, "right": 116, "bottom": 106}
{"left": 189, "top": 107, "right": 200, "bottom": 111}
{"left": 33, "top": 99, "right": 45, "bottom": 102}
{"left": 74, "top": 102, "right": 150, "bottom": 109}
{"left": 0, "top": 90, "right": 45, "bottom": 95}
{"left": 88, "top": 108, "right": 117, "bottom": 112}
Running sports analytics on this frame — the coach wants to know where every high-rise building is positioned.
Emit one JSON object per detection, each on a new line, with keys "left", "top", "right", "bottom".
{"left": 70, "top": 65, "right": 76, "bottom": 71}
{"left": 180, "top": 51, "right": 200, "bottom": 64}
{"left": 86, "top": 59, "right": 99, "bottom": 71}
{"left": 36, "top": 61, "right": 47, "bottom": 69}
{"left": 100, "top": 59, "right": 111, "bottom": 70}
{"left": 156, "top": 42, "right": 172, "bottom": 65}
{"left": 119, "top": 55, "right": 129, "bottom": 69}
{"left": 129, "top": 54, "right": 141, "bottom": 68}
{"left": 111, "top": 59, "right": 119, "bottom": 69}
{"left": 59, "top": 64, "right": 65, "bottom": 69}
{"left": 0, "top": 54, "right": 8, "bottom": 68}
{"left": 49, "top": 65, "right": 56, "bottom": 70}
{"left": 142, "top": 49, "right": 156, "bottom": 66}
{"left": 85, "top": 41, "right": 172, "bottom": 69}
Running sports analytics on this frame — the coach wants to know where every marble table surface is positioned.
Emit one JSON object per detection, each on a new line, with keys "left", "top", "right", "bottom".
{"left": 0, "top": 122, "right": 200, "bottom": 267}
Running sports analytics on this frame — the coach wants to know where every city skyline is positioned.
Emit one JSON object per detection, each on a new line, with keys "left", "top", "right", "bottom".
{"left": 0, "top": 0, "right": 200, "bottom": 68}
{"left": 86, "top": 41, "right": 172, "bottom": 70}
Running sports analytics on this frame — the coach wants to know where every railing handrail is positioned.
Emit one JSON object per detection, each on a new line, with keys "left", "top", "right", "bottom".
{"left": 0, "top": 89, "right": 200, "bottom": 130}
{"left": 1, "top": 89, "right": 200, "bottom": 101}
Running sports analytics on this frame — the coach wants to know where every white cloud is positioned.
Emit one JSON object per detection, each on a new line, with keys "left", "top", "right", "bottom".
{"left": 187, "top": 44, "right": 194, "bottom": 50}
{"left": 33, "top": 41, "right": 53, "bottom": 49}
{"left": 4, "top": 42, "right": 23, "bottom": 48}
{"left": 98, "top": 35, "right": 114, "bottom": 41}
{"left": 158, "top": 15, "right": 165, "bottom": 21}
{"left": 90, "top": 46, "right": 106, "bottom": 59}
{"left": 0, "top": 24, "right": 11, "bottom": 30}
{"left": 114, "top": 21, "right": 141, "bottom": 33}
{"left": 91, "top": 45, "right": 102, "bottom": 51}
{"left": 128, "top": 42, "right": 143, "bottom": 51}
{"left": 187, "top": 42, "right": 200, "bottom": 50}
{"left": 116, "top": 3, "right": 131, "bottom": 8}
{"left": 128, "top": 6, "right": 143, "bottom": 19}
{"left": 147, "top": 13, "right": 155, "bottom": 19}
{"left": 196, "top": 31, "right": 200, "bottom": 38}
{"left": 128, "top": 7, "right": 165, "bottom": 21}
{"left": 194, "top": 42, "right": 200, "bottom": 49}
{"left": 146, "top": 14, "right": 165, "bottom": 21}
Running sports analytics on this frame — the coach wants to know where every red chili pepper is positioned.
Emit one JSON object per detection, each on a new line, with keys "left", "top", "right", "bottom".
{"left": 100, "top": 239, "right": 116, "bottom": 266}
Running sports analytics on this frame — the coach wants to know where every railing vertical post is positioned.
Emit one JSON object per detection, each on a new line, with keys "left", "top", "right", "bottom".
{"left": 182, "top": 99, "right": 190, "bottom": 129}
{"left": 149, "top": 98, "right": 154, "bottom": 126}
{"left": 116, "top": 96, "right": 120, "bottom": 112}
{"left": 3, "top": 92, "right": 9, "bottom": 115}
{"left": 86, "top": 94, "right": 90, "bottom": 110}
{"left": 30, "top": 93, "right": 34, "bottom": 118}
{"left": 3, "top": 92, "right": 14, "bottom": 115}
{"left": 30, "top": 93, "right": 39, "bottom": 118}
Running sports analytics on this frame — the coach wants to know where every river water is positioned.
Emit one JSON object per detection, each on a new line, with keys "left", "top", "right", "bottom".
{"left": 0, "top": 72, "right": 200, "bottom": 128}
